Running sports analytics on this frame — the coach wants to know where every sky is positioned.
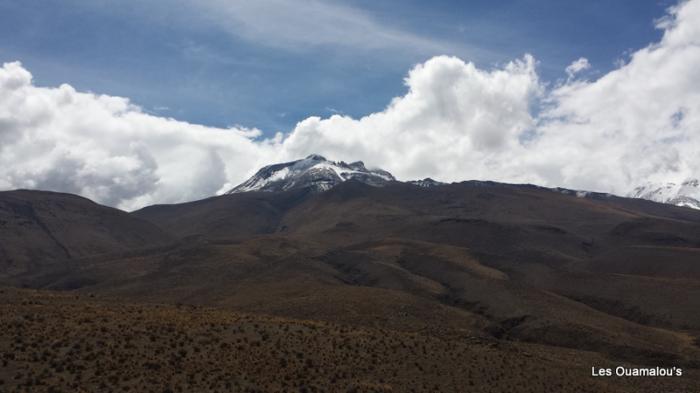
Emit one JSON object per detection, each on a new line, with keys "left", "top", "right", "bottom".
{"left": 0, "top": 0, "right": 672, "bottom": 132}
{"left": 1, "top": 0, "right": 699, "bottom": 210}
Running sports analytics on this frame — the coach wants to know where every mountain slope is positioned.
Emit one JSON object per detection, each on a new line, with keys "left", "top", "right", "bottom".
{"left": 65, "top": 181, "right": 700, "bottom": 367}
{"left": 133, "top": 187, "right": 312, "bottom": 239}
{"left": 0, "top": 190, "right": 173, "bottom": 277}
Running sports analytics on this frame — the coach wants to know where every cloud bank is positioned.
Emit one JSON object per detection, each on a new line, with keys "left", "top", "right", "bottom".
{"left": 1, "top": 0, "right": 700, "bottom": 210}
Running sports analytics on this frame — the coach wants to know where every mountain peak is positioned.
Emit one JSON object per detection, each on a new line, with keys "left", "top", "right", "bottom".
{"left": 226, "top": 155, "right": 396, "bottom": 194}
{"left": 305, "top": 154, "right": 327, "bottom": 161}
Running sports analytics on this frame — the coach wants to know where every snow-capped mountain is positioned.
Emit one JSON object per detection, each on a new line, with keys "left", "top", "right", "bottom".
{"left": 629, "top": 179, "right": 700, "bottom": 210}
{"left": 227, "top": 155, "right": 700, "bottom": 210}
{"left": 226, "top": 154, "right": 396, "bottom": 194}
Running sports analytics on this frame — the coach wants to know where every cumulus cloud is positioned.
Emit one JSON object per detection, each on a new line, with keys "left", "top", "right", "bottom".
{"left": 279, "top": 55, "right": 540, "bottom": 180}
{"left": 278, "top": 0, "right": 700, "bottom": 195}
{"left": 533, "top": 0, "right": 700, "bottom": 194}
{"left": 1, "top": 0, "right": 700, "bottom": 210}
{"left": 0, "top": 62, "right": 283, "bottom": 210}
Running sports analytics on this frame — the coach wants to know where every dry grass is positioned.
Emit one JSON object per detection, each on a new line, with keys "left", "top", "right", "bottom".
{"left": 1, "top": 288, "right": 699, "bottom": 393}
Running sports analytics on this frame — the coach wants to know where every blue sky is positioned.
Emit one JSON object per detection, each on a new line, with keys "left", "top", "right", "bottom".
{"left": 0, "top": 0, "right": 674, "bottom": 135}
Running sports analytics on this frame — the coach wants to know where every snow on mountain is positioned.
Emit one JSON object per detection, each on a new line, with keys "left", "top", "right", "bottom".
{"left": 407, "top": 178, "right": 445, "bottom": 188}
{"left": 226, "top": 154, "right": 395, "bottom": 194}
{"left": 629, "top": 179, "right": 700, "bottom": 210}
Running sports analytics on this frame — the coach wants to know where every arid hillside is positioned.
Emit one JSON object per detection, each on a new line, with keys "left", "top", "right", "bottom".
{"left": 2, "top": 287, "right": 699, "bottom": 393}
{"left": 2, "top": 182, "right": 700, "bottom": 391}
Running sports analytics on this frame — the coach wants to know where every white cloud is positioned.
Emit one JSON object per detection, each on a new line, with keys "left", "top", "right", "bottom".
{"left": 533, "top": 0, "right": 700, "bottom": 194}
{"left": 279, "top": 55, "right": 540, "bottom": 181}
{"left": 565, "top": 57, "right": 591, "bottom": 79}
{"left": 0, "top": 62, "right": 283, "bottom": 210}
{"left": 2, "top": 0, "right": 700, "bottom": 210}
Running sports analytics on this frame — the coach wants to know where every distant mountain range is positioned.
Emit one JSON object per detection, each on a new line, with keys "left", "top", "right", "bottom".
{"left": 227, "top": 154, "right": 699, "bottom": 210}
